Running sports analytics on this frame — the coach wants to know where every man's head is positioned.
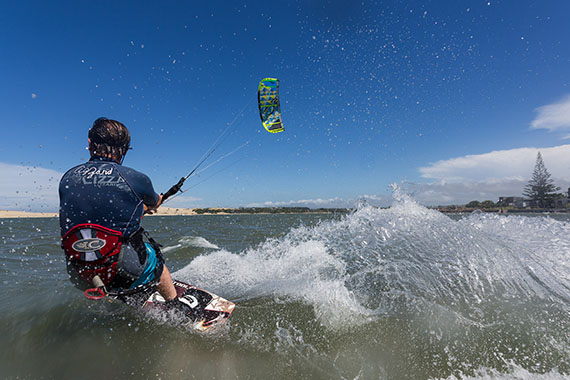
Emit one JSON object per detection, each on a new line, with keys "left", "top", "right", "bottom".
{"left": 88, "top": 118, "right": 131, "bottom": 162}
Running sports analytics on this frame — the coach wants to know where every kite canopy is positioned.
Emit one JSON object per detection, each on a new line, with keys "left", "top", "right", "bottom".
{"left": 258, "top": 78, "right": 284, "bottom": 133}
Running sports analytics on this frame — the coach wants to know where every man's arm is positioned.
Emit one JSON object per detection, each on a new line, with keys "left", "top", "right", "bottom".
{"left": 144, "top": 193, "right": 163, "bottom": 214}
{"left": 121, "top": 167, "right": 162, "bottom": 215}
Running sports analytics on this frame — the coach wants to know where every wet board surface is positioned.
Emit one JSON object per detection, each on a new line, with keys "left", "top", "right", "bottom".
{"left": 124, "top": 280, "right": 235, "bottom": 331}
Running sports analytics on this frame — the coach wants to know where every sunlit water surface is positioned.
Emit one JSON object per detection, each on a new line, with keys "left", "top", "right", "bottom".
{"left": 1, "top": 196, "right": 569, "bottom": 379}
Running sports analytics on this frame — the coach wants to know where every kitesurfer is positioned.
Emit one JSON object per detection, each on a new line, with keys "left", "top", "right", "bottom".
{"left": 59, "top": 117, "right": 179, "bottom": 303}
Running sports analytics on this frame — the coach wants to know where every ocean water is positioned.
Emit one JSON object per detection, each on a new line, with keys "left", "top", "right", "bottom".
{"left": 1, "top": 196, "right": 569, "bottom": 379}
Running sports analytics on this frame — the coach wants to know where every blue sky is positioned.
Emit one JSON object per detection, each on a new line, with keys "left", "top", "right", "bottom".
{"left": 1, "top": 0, "right": 570, "bottom": 211}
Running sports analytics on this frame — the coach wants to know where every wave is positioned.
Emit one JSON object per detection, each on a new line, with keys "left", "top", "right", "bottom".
{"left": 161, "top": 236, "right": 220, "bottom": 253}
{"left": 174, "top": 190, "right": 570, "bottom": 333}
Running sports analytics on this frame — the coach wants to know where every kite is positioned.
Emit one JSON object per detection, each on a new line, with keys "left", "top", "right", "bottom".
{"left": 257, "top": 78, "right": 284, "bottom": 133}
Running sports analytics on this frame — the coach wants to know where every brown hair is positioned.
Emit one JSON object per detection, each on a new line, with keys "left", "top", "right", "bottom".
{"left": 88, "top": 117, "right": 131, "bottom": 159}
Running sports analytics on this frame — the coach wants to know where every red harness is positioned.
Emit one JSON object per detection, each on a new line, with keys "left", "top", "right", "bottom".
{"left": 62, "top": 223, "right": 124, "bottom": 287}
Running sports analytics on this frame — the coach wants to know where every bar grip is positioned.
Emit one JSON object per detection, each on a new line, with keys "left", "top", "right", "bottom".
{"left": 162, "top": 177, "right": 186, "bottom": 201}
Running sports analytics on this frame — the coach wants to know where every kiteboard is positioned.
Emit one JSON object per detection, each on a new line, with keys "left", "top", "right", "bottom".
{"left": 141, "top": 280, "right": 235, "bottom": 331}
{"left": 104, "top": 279, "right": 235, "bottom": 332}
{"left": 117, "top": 280, "right": 235, "bottom": 331}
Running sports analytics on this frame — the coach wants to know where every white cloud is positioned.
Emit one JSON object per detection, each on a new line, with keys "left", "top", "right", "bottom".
{"left": 414, "top": 145, "right": 570, "bottom": 205}
{"left": 420, "top": 145, "right": 570, "bottom": 182}
{"left": 360, "top": 194, "right": 387, "bottom": 202}
{"left": 530, "top": 95, "right": 570, "bottom": 132}
{"left": 247, "top": 194, "right": 390, "bottom": 209}
{"left": 405, "top": 179, "right": 544, "bottom": 206}
{"left": 0, "top": 162, "right": 62, "bottom": 211}
{"left": 248, "top": 197, "right": 347, "bottom": 208}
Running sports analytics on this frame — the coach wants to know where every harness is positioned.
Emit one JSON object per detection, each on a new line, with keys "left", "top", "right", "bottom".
{"left": 62, "top": 224, "right": 163, "bottom": 299}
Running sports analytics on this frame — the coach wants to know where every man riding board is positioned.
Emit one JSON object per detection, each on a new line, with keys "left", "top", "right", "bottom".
{"left": 59, "top": 117, "right": 180, "bottom": 304}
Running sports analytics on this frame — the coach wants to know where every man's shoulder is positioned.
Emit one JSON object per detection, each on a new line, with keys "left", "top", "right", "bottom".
{"left": 116, "top": 164, "right": 150, "bottom": 180}
{"left": 60, "top": 162, "right": 89, "bottom": 180}
{"left": 115, "top": 165, "right": 155, "bottom": 193}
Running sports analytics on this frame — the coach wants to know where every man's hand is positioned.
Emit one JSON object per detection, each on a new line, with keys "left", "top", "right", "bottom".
{"left": 144, "top": 194, "right": 164, "bottom": 215}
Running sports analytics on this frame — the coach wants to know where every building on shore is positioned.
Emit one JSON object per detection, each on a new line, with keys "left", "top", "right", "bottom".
{"left": 498, "top": 196, "right": 569, "bottom": 209}
{"left": 553, "top": 197, "right": 569, "bottom": 208}
{"left": 497, "top": 197, "right": 525, "bottom": 207}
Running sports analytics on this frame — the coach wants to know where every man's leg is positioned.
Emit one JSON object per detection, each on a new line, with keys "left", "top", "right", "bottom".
{"left": 157, "top": 265, "right": 177, "bottom": 301}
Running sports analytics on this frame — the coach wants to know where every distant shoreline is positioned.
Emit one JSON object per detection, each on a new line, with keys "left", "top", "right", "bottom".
{"left": 0, "top": 210, "right": 59, "bottom": 218}
{"left": 2, "top": 206, "right": 568, "bottom": 219}
{"left": 0, "top": 207, "right": 350, "bottom": 219}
